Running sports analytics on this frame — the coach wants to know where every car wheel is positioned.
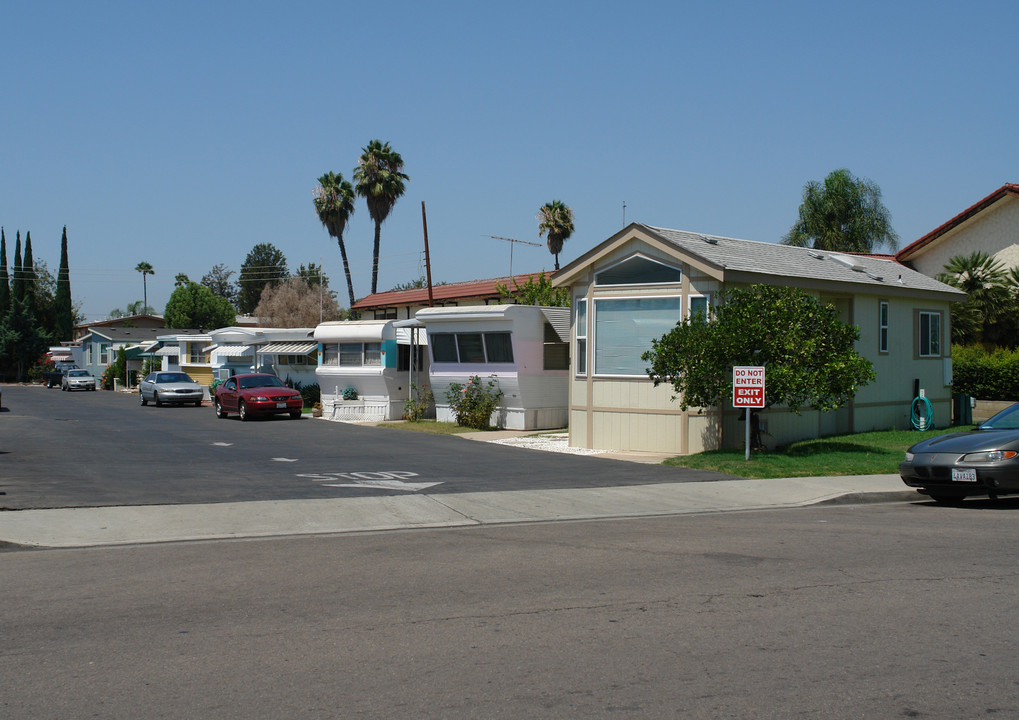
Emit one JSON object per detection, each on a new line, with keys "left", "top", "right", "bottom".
{"left": 155, "top": 393, "right": 162, "bottom": 407}
{"left": 239, "top": 400, "right": 249, "bottom": 421}
{"left": 215, "top": 399, "right": 226, "bottom": 419}
{"left": 140, "top": 392, "right": 147, "bottom": 406}
{"left": 290, "top": 410, "right": 301, "bottom": 419}
{"left": 61, "top": 384, "right": 67, "bottom": 391}
{"left": 195, "top": 400, "right": 203, "bottom": 407}
{"left": 929, "top": 493, "right": 966, "bottom": 506}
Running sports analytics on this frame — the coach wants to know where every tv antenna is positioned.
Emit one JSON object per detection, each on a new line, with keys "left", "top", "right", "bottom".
{"left": 487, "top": 235, "right": 542, "bottom": 280}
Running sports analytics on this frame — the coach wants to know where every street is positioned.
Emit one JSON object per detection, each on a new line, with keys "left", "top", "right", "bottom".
{"left": 0, "top": 384, "right": 729, "bottom": 510}
{"left": 3, "top": 501, "right": 1018, "bottom": 719}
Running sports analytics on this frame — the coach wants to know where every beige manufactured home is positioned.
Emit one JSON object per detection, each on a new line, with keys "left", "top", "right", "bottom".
{"left": 552, "top": 223, "right": 966, "bottom": 454}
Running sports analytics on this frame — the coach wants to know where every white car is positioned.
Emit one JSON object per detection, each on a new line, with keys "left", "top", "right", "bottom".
{"left": 62, "top": 369, "right": 97, "bottom": 391}
{"left": 139, "top": 371, "right": 204, "bottom": 407}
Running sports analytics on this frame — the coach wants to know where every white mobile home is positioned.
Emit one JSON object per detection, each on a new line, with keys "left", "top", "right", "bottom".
{"left": 314, "top": 320, "right": 428, "bottom": 421}
{"left": 418, "top": 304, "right": 570, "bottom": 430}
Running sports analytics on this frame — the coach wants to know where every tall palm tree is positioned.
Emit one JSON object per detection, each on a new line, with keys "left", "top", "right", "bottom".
{"left": 135, "top": 261, "right": 154, "bottom": 313}
{"left": 354, "top": 140, "right": 409, "bottom": 295}
{"left": 537, "top": 200, "right": 575, "bottom": 270}
{"left": 314, "top": 171, "right": 357, "bottom": 308}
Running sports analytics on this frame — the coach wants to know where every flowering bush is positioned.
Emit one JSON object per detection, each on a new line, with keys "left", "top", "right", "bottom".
{"left": 444, "top": 375, "right": 503, "bottom": 429}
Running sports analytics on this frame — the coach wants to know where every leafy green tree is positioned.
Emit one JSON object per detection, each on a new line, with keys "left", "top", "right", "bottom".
{"left": 354, "top": 140, "right": 409, "bottom": 295}
{"left": 174, "top": 273, "right": 190, "bottom": 287}
{"left": 783, "top": 168, "right": 898, "bottom": 252}
{"left": 0, "top": 228, "right": 9, "bottom": 319}
{"left": 164, "top": 282, "right": 236, "bottom": 330}
{"left": 135, "top": 261, "right": 154, "bottom": 311}
{"left": 296, "top": 262, "right": 329, "bottom": 289}
{"left": 237, "top": 243, "right": 288, "bottom": 314}
{"left": 937, "top": 252, "right": 1011, "bottom": 346}
{"left": 496, "top": 271, "right": 569, "bottom": 306}
{"left": 642, "top": 284, "right": 874, "bottom": 449}
{"left": 314, "top": 171, "right": 357, "bottom": 307}
{"left": 55, "top": 226, "right": 73, "bottom": 341}
{"left": 200, "top": 263, "right": 238, "bottom": 308}
{"left": 537, "top": 200, "right": 575, "bottom": 271}
{"left": 0, "top": 297, "right": 50, "bottom": 381}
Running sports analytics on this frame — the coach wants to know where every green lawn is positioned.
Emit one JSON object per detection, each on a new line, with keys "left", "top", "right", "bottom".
{"left": 664, "top": 425, "right": 975, "bottom": 478}
{"left": 376, "top": 420, "right": 482, "bottom": 436}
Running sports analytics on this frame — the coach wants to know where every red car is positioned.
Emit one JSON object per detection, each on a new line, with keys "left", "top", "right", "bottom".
{"left": 214, "top": 373, "right": 303, "bottom": 421}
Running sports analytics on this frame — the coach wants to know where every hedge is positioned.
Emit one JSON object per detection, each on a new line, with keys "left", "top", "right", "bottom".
{"left": 952, "top": 345, "right": 1019, "bottom": 401}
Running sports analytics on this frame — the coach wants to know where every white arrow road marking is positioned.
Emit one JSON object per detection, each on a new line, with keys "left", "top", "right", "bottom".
{"left": 211, "top": 442, "right": 233, "bottom": 447}
{"left": 322, "top": 480, "right": 443, "bottom": 492}
{"left": 272, "top": 457, "right": 299, "bottom": 462}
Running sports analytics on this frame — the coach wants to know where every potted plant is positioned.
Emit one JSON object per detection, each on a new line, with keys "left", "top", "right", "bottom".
{"left": 312, "top": 402, "right": 323, "bottom": 418}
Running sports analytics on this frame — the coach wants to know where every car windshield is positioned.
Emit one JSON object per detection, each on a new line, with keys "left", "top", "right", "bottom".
{"left": 979, "top": 403, "right": 1019, "bottom": 430}
{"left": 239, "top": 375, "right": 284, "bottom": 390}
{"left": 68, "top": 370, "right": 89, "bottom": 377}
{"left": 156, "top": 373, "right": 193, "bottom": 383}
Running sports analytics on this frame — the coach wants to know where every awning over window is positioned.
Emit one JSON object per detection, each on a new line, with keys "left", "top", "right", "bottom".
{"left": 155, "top": 346, "right": 180, "bottom": 356}
{"left": 209, "top": 344, "right": 252, "bottom": 357}
{"left": 258, "top": 342, "right": 317, "bottom": 354}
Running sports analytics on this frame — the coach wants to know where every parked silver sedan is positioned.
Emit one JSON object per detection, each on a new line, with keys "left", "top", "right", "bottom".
{"left": 62, "top": 369, "right": 97, "bottom": 391}
{"left": 139, "top": 371, "right": 204, "bottom": 407}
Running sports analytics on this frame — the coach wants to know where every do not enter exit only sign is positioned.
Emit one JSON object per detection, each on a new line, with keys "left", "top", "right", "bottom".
{"left": 733, "top": 366, "right": 765, "bottom": 408}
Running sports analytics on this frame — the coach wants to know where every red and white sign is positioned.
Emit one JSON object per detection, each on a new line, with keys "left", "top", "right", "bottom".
{"left": 732, "top": 366, "right": 765, "bottom": 408}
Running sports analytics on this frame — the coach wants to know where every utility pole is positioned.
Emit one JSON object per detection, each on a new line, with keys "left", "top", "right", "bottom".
{"left": 422, "top": 202, "right": 434, "bottom": 307}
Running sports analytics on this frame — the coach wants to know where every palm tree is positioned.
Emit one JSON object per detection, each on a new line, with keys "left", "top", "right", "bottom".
{"left": 314, "top": 171, "right": 357, "bottom": 308}
{"left": 783, "top": 168, "right": 898, "bottom": 252}
{"left": 135, "top": 261, "right": 154, "bottom": 313}
{"left": 937, "top": 251, "right": 1010, "bottom": 345}
{"left": 537, "top": 200, "right": 575, "bottom": 270}
{"left": 354, "top": 140, "right": 409, "bottom": 295}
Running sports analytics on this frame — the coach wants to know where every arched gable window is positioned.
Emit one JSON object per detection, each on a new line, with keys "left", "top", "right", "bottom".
{"left": 595, "top": 255, "right": 682, "bottom": 286}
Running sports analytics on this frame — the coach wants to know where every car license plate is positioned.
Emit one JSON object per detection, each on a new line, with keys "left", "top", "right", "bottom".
{"left": 952, "top": 468, "right": 978, "bottom": 483}
{"left": 276, "top": 402, "right": 287, "bottom": 409}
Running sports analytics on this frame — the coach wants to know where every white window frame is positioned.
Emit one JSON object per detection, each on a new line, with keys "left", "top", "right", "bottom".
{"left": 879, "top": 300, "right": 889, "bottom": 354}
{"left": 594, "top": 253, "right": 683, "bottom": 288}
{"left": 575, "top": 298, "right": 588, "bottom": 377}
{"left": 918, "top": 310, "right": 942, "bottom": 358}
{"left": 592, "top": 295, "right": 682, "bottom": 378}
{"left": 687, "top": 293, "right": 711, "bottom": 319}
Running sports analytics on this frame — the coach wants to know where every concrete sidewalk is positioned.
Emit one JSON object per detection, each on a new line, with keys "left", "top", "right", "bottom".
{"left": 0, "top": 474, "right": 916, "bottom": 549}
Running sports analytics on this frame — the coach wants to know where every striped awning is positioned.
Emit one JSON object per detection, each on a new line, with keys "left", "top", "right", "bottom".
{"left": 213, "top": 344, "right": 253, "bottom": 357}
{"left": 258, "top": 341, "right": 317, "bottom": 354}
{"left": 154, "top": 346, "right": 180, "bottom": 356}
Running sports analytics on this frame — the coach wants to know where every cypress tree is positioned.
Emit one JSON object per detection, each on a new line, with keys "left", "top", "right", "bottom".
{"left": 12, "top": 231, "right": 23, "bottom": 302}
{"left": 0, "top": 228, "right": 9, "bottom": 318}
{"left": 23, "top": 230, "right": 36, "bottom": 310}
{"left": 55, "top": 226, "right": 73, "bottom": 341}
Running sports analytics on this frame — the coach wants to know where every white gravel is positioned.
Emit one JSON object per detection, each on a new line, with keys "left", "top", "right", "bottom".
{"left": 488, "top": 433, "right": 608, "bottom": 455}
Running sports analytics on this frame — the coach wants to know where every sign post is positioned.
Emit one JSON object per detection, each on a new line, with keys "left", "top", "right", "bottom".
{"left": 733, "top": 366, "right": 766, "bottom": 461}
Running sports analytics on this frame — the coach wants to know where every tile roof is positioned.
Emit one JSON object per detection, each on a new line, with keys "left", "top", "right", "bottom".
{"left": 640, "top": 224, "right": 963, "bottom": 296}
{"left": 350, "top": 271, "right": 558, "bottom": 310}
{"left": 896, "top": 183, "right": 1019, "bottom": 263}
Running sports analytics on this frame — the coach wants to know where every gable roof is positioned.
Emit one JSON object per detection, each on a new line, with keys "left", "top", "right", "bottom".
{"left": 896, "top": 183, "right": 1019, "bottom": 263}
{"left": 351, "top": 271, "right": 558, "bottom": 311}
{"left": 553, "top": 223, "right": 963, "bottom": 298}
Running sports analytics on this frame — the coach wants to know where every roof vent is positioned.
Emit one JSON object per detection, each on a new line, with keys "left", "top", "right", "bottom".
{"left": 807, "top": 250, "right": 824, "bottom": 259}
{"left": 700, "top": 235, "right": 718, "bottom": 245}
{"left": 829, "top": 253, "right": 866, "bottom": 272}
{"left": 865, "top": 271, "right": 884, "bottom": 281}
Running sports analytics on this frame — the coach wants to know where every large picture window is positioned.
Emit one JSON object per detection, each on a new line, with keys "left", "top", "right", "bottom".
{"left": 594, "top": 297, "right": 681, "bottom": 376}
{"left": 430, "top": 332, "right": 514, "bottom": 364}
{"left": 338, "top": 342, "right": 382, "bottom": 367}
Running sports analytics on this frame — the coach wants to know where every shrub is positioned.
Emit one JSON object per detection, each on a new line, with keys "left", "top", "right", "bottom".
{"left": 343, "top": 386, "right": 359, "bottom": 401}
{"left": 404, "top": 383, "right": 434, "bottom": 421}
{"left": 444, "top": 375, "right": 503, "bottom": 429}
{"left": 300, "top": 383, "right": 321, "bottom": 408}
{"left": 952, "top": 345, "right": 1019, "bottom": 400}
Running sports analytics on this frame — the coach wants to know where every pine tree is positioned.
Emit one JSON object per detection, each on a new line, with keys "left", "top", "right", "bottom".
{"left": 0, "top": 228, "right": 9, "bottom": 319}
{"left": 23, "top": 230, "right": 36, "bottom": 310}
{"left": 12, "top": 231, "right": 23, "bottom": 302}
{"left": 55, "top": 226, "right": 73, "bottom": 341}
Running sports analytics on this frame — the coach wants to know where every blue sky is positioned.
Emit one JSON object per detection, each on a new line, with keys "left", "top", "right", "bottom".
{"left": 2, "top": 1, "right": 1016, "bottom": 322}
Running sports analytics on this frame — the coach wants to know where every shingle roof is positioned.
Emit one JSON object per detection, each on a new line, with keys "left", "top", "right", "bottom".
{"left": 641, "top": 224, "right": 962, "bottom": 296}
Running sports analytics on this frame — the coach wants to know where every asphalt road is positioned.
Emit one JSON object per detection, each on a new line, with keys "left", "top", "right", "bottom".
{"left": 0, "top": 384, "right": 731, "bottom": 509}
{"left": 4, "top": 501, "right": 1018, "bottom": 719}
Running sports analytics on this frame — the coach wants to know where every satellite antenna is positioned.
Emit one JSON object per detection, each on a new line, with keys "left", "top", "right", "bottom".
{"left": 487, "top": 235, "right": 542, "bottom": 280}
